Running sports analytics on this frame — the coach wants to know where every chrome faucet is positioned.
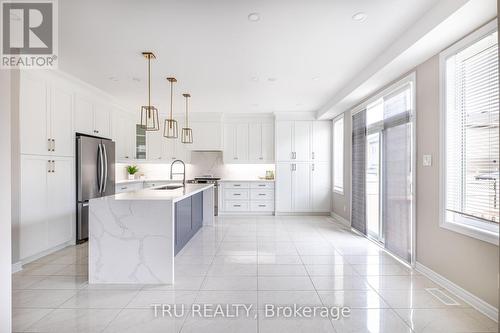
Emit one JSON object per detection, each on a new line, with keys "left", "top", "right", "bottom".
{"left": 170, "top": 159, "right": 186, "bottom": 186}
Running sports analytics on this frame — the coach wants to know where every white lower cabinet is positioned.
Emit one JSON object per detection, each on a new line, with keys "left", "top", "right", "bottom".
{"left": 220, "top": 181, "right": 275, "bottom": 214}
{"left": 20, "top": 155, "right": 74, "bottom": 260}
{"left": 276, "top": 162, "right": 331, "bottom": 213}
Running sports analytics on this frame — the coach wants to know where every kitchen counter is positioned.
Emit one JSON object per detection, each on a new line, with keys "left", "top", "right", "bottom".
{"left": 88, "top": 183, "right": 214, "bottom": 284}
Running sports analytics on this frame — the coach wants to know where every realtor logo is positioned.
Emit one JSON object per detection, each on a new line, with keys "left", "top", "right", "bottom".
{"left": 1, "top": 0, "right": 58, "bottom": 68}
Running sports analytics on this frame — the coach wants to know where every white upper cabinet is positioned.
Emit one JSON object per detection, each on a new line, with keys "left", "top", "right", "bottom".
{"left": 74, "top": 95, "right": 111, "bottom": 138}
{"left": 276, "top": 121, "right": 294, "bottom": 161}
{"left": 293, "top": 121, "right": 312, "bottom": 161}
{"left": 93, "top": 103, "right": 111, "bottom": 138}
{"left": 312, "top": 121, "right": 331, "bottom": 162}
{"left": 249, "top": 122, "right": 274, "bottom": 162}
{"left": 20, "top": 73, "right": 49, "bottom": 156}
{"left": 20, "top": 72, "right": 74, "bottom": 157}
{"left": 147, "top": 128, "right": 164, "bottom": 161}
{"left": 225, "top": 120, "right": 274, "bottom": 163}
{"left": 276, "top": 120, "right": 331, "bottom": 162}
{"left": 50, "top": 85, "right": 74, "bottom": 157}
{"left": 113, "top": 111, "right": 136, "bottom": 162}
{"left": 74, "top": 95, "right": 94, "bottom": 135}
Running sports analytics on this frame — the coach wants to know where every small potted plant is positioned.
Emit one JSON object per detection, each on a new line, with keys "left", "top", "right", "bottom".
{"left": 126, "top": 165, "right": 139, "bottom": 180}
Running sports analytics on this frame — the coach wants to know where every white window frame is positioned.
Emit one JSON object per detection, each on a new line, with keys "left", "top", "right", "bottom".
{"left": 333, "top": 115, "right": 344, "bottom": 194}
{"left": 439, "top": 19, "right": 499, "bottom": 246}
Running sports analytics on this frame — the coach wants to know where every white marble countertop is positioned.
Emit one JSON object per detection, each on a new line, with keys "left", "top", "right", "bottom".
{"left": 92, "top": 183, "right": 213, "bottom": 202}
{"left": 115, "top": 179, "right": 175, "bottom": 185}
{"left": 219, "top": 179, "right": 275, "bottom": 182}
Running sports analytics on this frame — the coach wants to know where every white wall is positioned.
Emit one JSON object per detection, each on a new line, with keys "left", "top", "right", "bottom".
{"left": 0, "top": 70, "right": 13, "bottom": 333}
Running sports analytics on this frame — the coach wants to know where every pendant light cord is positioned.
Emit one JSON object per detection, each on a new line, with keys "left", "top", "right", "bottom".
{"left": 148, "top": 55, "right": 151, "bottom": 109}
{"left": 170, "top": 80, "right": 173, "bottom": 121}
{"left": 185, "top": 95, "right": 188, "bottom": 126}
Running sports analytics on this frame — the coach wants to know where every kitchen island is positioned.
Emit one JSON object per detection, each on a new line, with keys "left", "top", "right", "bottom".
{"left": 88, "top": 183, "right": 214, "bottom": 284}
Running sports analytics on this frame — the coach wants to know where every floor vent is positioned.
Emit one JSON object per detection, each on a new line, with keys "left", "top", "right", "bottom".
{"left": 426, "top": 288, "right": 461, "bottom": 306}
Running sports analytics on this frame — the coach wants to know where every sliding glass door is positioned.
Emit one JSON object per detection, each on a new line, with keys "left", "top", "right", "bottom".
{"left": 351, "top": 79, "right": 414, "bottom": 264}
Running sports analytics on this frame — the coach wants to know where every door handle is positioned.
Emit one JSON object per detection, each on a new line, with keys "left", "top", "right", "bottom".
{"left": 47, "top": 139, "right": 51, "bottom": 152}
{"left": 52, "top": 160, "right": 55, "bottom": 173}
{"left": 312, "top": 152, "right": 315, "bottom": 160}
{"left": 312, "top": 163, "right": 315, "bottom": 171}
{"left": 102, "top": 143, "right": 108, "bottom": 193}
{"left": 98, "top": 144, "right": 104, "bottom": 193}
{"left": 52, "top": 139, "right": 55, "bottom": 152}
{"left": 233, "top": 193, "right": 241, "bottom": 196}
{"left": 47, "top": 160, "right": 51, "bottom": 173}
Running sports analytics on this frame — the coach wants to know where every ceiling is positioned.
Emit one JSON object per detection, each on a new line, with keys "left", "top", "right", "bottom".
{"left": 59, "top": 0, "right": 442, "bottom": 115}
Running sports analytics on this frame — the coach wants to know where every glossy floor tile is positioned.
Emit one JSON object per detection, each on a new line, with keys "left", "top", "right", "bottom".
{"left": 11, "top": 215, "right": 497, "bottom": 332}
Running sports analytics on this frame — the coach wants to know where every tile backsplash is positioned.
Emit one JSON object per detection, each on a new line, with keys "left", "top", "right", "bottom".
{"left": 116, "top": 151, "right": 275, "bottom": 182}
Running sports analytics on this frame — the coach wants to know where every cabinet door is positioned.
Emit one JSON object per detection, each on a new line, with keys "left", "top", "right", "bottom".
{"left": 312, "top": 121, "right": 331, "bottom": 162}
{"left": 276, "top": 162, "right": 293, "bottom": 212}
{"left": 163, "top": 138, "right": 176, "bottom": 161}
{"left": 248, "top": 123, "right": 262, "bottom": 161}
{"left": 20, "top": 156, "right": 49, "bottom": 259}
{"left": 293, "top": 162, "right": 311, "bottom": 212}
{"left": 236, "top": 123, "right": 249, "bottom": 161}
{"left": 147, "top": 130, "right": 164, "bottom": 161}
{"left": 276, "top": 121, "right": 293, "bottom": 161}
{"left": 51, "top": 85, "right": 74, "bottom": 157}
{"left": 20, "top": 73, "right": 49, "bottom": 155}
{"left": 93, "top": 104, "right": 111, "bottom": 137}
{"left": 74, "top": 96, "right": 94, "bottom": 135}
{"left": 223, "top": 123, "right": 236, "bottom": 162}
{"left": 311, "top": 162, "right": 331, "bottom": 212}
{"left": 48, "top": 157, "right": 74, "bottom": 247}
{"left": 113, "top": 111, "right": 135, "bottom": 161}
{"left": 294, "top": 121, "right": 312, "bottom": 161}
{"left": 261, "top": 123, "right": 274, "bottom": 162}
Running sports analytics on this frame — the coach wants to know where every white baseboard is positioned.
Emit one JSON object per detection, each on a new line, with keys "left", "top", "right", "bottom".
{"left": 12, "top": 261, "right": 22, "bottom": 273}
{"left": 330, "top": 212, "right": 350, "bottom": 227}
{"left": 275, "top": 212, "right": 330, "bottom": 216}
{"left": 18, "top": 240, "right": 74, "bottom": 267}
{"left": 415, "top": 262, "right": 498, "bottom": 322}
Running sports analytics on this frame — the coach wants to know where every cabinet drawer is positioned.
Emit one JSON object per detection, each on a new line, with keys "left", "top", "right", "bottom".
{"left": 116, "top": 183, "right": 142, "bottom": 193}
{"left": 250, "top": 201, "right": 274, "bottom": 212}
{"left": 250, "top": 189, "right": 274, "bottom": 200}
{"left": 224, "top": 189, "right": 249, "bottom": 200}
{"left": 250, "top": 182, "right": 275, "bottom": 189}
{"left": 224, "top": 201, "right": 249, "bottom": 211}
{"left": 223, "top": 182, "right": 250, "bottom": 189}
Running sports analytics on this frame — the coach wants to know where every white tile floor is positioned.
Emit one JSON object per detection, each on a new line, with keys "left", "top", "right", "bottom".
{"left": 12, "top": 215, "right": 498, "bottom": 333}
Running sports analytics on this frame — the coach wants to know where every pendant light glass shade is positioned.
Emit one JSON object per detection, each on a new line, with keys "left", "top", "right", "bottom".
{"left": 140, "top": 52, "right": 159, "bottom": 131}
{"left": 181, "top": 93, "right": 193, "bottom": 144}
{"left": 163, "top": 77, "right": 178, "bottom": 139}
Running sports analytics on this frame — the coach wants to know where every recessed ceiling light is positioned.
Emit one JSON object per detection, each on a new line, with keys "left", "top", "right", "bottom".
{"left": 352, "top": 12, "right": 367, "bottom": 22}
{"left": 248, "top": 12, "right": 261, "bottom": 22}
{"left": 267, "top": 77, "right": 277, "bottom": 82}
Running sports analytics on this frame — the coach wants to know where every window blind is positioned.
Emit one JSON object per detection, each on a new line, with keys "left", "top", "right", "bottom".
{"left": 445, "top": 30, "right": 499, "bottom": 225}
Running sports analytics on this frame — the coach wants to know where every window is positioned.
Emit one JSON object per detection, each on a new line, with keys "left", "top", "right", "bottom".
{"left": 440, "top": 20, "right": 499, "bottom": 245}
{"left": 333, "top": 115, "right": 344, "bottom": 194}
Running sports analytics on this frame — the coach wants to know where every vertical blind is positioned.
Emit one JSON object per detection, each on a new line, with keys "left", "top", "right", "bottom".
{"left": 333, "top": 117, "right": 344, "bottom": 193}
{"left": 351, "top": 110, "right": 367, "bottom": 235}
{"left": 445, "top": 30, "right": 499, "bottom": 225}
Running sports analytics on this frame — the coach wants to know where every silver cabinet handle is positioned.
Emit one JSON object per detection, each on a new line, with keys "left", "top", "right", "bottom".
{"left": 258, "top": 193, "right": 266, "bottom": 196}
{"left": 258, "top": 184, "right": 266, "bottom": 187}
{"left": 312, "top": 163, "right": 315, "bottom": 171}
{"left": 233, "top": 193, "right": 241, "bottom": 196}
{"left": 47, "top": 160, "right": 51, "bottom": 173}
{"left": 120, "top": 186, "right": 128, "bottom": 190}
{"left": 233, "top": 184, "right": 241, "bottom": 187}
{"left": 312, "top": 152, "right": 315, "bottom": 160}
{"left": 102, "top": 143, "right": 108, "bottom": 193}
{"left": 234, "top": 156, "right": 238, "bottom": 160}
{"left": 259, "top": 157, "right": 263, "bottom": 160}
{"left": 52, "top": 160, "right": 55, "bottom": 173}
{"left": 52, "top": 139, "right": 55, "bottom": 152}
{"left": 233, "top": 204, "right": 241, "bottom": 207}
{"left": 47, "top": 139, "right": 51, "bottom": 152}
{"left": 258, "top": 204, "right": 266, "bottom": 207}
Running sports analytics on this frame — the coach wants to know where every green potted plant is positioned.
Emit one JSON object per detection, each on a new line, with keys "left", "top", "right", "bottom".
{"left": 126, "top": 165, "right": 139, "bottom": 180}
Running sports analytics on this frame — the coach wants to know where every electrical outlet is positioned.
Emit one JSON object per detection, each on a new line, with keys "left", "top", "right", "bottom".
{"left": 423, "top": 154, "right": 432, "bottom": 167}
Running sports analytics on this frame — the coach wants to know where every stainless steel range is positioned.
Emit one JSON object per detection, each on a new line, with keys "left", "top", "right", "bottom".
{"left": 187, "top": 175, "right": 221, "bottom": 216}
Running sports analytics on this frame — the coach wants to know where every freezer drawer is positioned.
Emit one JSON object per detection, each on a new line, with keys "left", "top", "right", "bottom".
{"left": 76, "top": 202, "right": 89, "bottom": 243}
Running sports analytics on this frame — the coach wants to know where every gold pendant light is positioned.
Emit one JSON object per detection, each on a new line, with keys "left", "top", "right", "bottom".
{"left": 181, "top": 93, "right": 193, "bottom": 144}
{"left": 140, "top": 52, "right": 159, "bottom": 131}
{"left": 163, "top": 77, "right": 178, "bottom": 139}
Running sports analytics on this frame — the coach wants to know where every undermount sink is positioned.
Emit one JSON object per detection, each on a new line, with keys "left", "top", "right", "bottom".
{"left": 152, "top": 185, "right": 184, "bottom": 190}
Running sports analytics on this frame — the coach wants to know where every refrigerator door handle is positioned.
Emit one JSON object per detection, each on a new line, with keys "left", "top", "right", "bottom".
{"left": 102, "top": 143, "right": 108, "bottom": 193}
{"left": 97, "top": 143, "right": 104, "bottom": 193}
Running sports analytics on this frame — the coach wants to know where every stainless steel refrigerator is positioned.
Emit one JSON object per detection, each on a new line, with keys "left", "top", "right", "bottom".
{"left": 76, "top": 134, "right": 115, "bottom": 243}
